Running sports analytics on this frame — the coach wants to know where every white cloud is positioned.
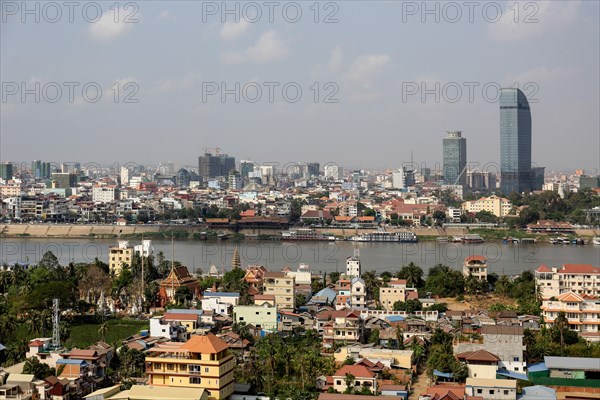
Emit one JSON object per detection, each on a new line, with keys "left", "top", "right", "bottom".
{"left": 88, "top": 8, "right": 135, "bottom": 42}
{"left": 220, "top": 20, "right": 250, "bottom": 41}
{"left": 506, "top": 67, "right": 579, "bottom": 84}
{"left": 157, "top": 10, "right": 176, "bottom": 21}
{"left": 489, "top": 1, "right": 580, "bottom": 42}
{"left": 152, "top": 73, "right": 203, "bottom": 93}
{"left": 222, "top": 30, "right": 289, "bottom": 64}
{"left": 343, "top": 54, "right": 391, "bottom": 86}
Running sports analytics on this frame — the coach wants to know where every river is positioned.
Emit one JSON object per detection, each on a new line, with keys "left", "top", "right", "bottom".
{"left": 1, "top": 237, "right": 599, "bottom": 276}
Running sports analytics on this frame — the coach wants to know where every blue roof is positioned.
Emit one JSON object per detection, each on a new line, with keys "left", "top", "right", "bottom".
{"left": 386, "top": 316, "right": 405, "bottom": 322}
{"left": 497, "top": 369, "right": 529, "bottom": 381}
{"left": 527, "top": 362, "right": 548, "bottom": 373}
{"left": 203, "top": 292, "right": 240, "bottom": 298}
{"left": 314, "top": 287, "right": 337, "bottom": 303}
{"left": 433, "top": 369, "right": 453, "bottom": 378}
{"left": 57, "top": 359, "right": 89, "bottom": 365}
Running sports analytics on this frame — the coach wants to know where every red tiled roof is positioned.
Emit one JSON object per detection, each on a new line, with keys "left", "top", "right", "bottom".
{"left": 560, "top": 264, "right": 600, "bottom": 274}
{"left": 180, "top": 333, "right": 229, "bottom": 354}
{"left": 29, "top": 340, "right": 45, "bottom": 347}
{"left": 456, "top": 349, "right": 500, "bottom": 363}
{"left": 333, "top": 364, "right": 376, "bottom": 379}
{"left": 536, "top": 264, "right": 552, "bottom": 272}
{"left": 465, "top": 255, "right": 486, "bottom": 263}
{"left": 164, "top": 313, "right": 199, "bottom": 321}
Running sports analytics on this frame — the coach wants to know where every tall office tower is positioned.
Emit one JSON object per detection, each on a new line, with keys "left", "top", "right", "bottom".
{"left": 0, "top": 162, "right": 14, "bottom": 181}
{"left": 32, "top": 160, "right": 52, "bottom": 179}
{"left": 392, "top": 166, "right": 415, "bottom": 189}
{"left": 228, "top": 170, "right": 242, "bottom": 190}
{"left": 198, "top": 152, "right": 236, "bottom": 181}
{"left": 500, "top": 88, "right": 532, "bottom": 194}
{"left": 443, "top": 131, "right": 467, "bottom": 185}
{"left": 307, "top": 162, "right": 320, "bottom": 178}
{"left": 240, "top": 160, "right": 255, "bottom": 179}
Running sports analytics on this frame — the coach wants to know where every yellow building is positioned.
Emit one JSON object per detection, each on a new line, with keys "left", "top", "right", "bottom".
{"left": 109, "top": 241, "right": 134, "bottom": 275}
{"left": 145, "top": 334, "right": 235, "bottom": 400}
{"left": 379, "top": 279, "right": 408, "bottom": 311}
{"left": 461, "top": 194, "right": 513, "bottom": 217}
{"left": 263, "top": 271, "right": 295, "bottom": 310}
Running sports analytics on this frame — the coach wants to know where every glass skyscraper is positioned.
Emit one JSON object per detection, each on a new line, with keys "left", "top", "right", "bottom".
{"left": 443, "top": 131, "right": 467, "bottom": 185}
{"left": 500, "top": 88, "right": 532, "bottom": 194}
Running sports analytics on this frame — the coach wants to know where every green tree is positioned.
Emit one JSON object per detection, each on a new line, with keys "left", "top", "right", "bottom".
{"left": 393, "top": 299, "right": 422, "bottom": 313}
{"left": 396, "top": 262, "right": 424, "bottom": 288}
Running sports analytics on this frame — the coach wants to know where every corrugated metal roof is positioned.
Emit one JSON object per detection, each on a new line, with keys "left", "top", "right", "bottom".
{"left": 544, "top": 356, "right": 600, "bottom": 371}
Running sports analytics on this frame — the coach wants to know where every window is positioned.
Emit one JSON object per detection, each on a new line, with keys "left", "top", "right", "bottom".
{"left": 167, "top": 363, "right": 175, "bottom": 370}
{"left": 504, "top": 390, "right": 509, "bottom": 395}
{"left": 336, "top": 380, "right": 342, "bottom": 385}
{"left": 205, "top": 367, "right": 209, "bottom": 373}
{"left": 477, "top": 389, "right": 482, "bottom": 394}
{"left": 153, "top": 363, "right": 161, "bottom": 370}
{"left": 489, "top": 390, "right": 495, "bottom": 395}
{"left": 189, "top": 377, "right": 202, "bottom": 384}
{"left": 513, "top": 357, "right": 519, "bottom": 361}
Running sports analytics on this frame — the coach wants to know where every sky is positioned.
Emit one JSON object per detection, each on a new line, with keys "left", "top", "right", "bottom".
{"left": 1, "top": 0, "right": 599, "bottom": 173}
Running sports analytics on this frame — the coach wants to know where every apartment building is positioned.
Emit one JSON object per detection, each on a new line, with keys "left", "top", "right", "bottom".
{"left": 463, "top": 255, "right": 488, "bottom": 281}
{"left": 318, "top": 310, "right": 362, "bottom": 349}
{"left": 461, "top": 194, "right": 513, "bottom": 217}
{"left": 351, "top": 277, "right": 366, "bottom": 309}
{"left": 535, "top": 264, "right": 600, "bottom": 300}
{"left": 541, "top": 291, "right": 600, "bottom": 342}
{"left": 263, "top": 271, "right": 295, "bottom": 310}
{"left": 145, "top": 334, "right": 235, "bottom": 400}
{"left": 92, "top": 186, "right": 118, "bottom": 203}
{"left": 379, "top": 280, "right": 408, "bottom": 311}
{"left": 232, "top": 304, "right": 278, "bottom": 333}
{"left": 108, "top": 241, "right": 134, "bottom": 275}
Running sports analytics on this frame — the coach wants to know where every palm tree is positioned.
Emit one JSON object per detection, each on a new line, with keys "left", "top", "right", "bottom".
{"left": 98, "top": 321, "right": 109, "bottom": 341}
{"left": 397, "top": 262, "right": 423, "bottom": 288}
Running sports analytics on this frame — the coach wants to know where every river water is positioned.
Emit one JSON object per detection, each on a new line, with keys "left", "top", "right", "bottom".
{"left": 1, "top": 238, "right": 599, "bottom": 276}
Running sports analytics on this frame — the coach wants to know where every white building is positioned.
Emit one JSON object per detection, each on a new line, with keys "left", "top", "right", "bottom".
{"left": 535, "top": 263, "right": 600, "bottom": 300}
{"left": 201, "top": 292, "right": 240, "bottom": 315}
{"left": 92, "top": 186, "right": 118, "bottom": 203}
{"left": 541, "top": 291, "right": 600, "bottom": 342}
{"left": 392, "top": 167, "right": 415, "bottom": 189}
{"left": 134, "top": 240, "right": 154, "bottom": 257}
{"left": 120, "top": 167, "right": 130, "bottom": 186}
{"left": 324, "top": 164, "right": 343, "bottom": 181}
{"left": 346, "top": 254, "right": 361, "bottom": 278}
{"left": 350, "top": 277, "right": 366, "bottom": 309}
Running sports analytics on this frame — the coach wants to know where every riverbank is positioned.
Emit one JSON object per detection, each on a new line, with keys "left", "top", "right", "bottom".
{"left": 1, "top": 223, "right": 598, "bottom": 242}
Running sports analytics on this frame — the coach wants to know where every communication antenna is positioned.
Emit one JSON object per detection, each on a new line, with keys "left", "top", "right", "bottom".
{"left": 52, "top": 298, "right": 60, "bottom": 348}
{"left": 141, "top": 233, "right": 145, "bottom": 309}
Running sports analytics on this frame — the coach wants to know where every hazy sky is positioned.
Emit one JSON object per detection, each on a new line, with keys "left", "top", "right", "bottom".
{"left": 1, "top": 1, "right": 599, "bottom": 173}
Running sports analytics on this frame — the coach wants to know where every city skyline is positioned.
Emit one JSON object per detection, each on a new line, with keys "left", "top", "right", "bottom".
{"left": 1, "top": 2, "right": 599, "bottom": 171}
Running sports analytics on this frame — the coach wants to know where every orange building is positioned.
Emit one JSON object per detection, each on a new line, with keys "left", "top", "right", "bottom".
{"left": 145, "top": 334, "right": 235, "bottom": 400}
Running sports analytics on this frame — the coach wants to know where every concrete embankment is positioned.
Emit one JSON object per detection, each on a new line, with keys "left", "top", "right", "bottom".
{"left": 1, "top": 224, "right": 597, "bottom": 240}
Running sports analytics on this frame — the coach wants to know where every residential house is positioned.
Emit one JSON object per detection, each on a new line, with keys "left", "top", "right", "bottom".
{"left": 465, "top": 378, "right": 517, "bottom": 400}
{"left": 331, "top": 364, "right": 377, "bottom": 394}
{"left": 463, "top": 255, "right": 488, "bottom": 281}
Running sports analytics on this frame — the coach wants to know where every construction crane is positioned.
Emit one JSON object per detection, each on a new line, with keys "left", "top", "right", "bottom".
{"left": 454, "top": 165, "right": 469, "bottom": 186}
